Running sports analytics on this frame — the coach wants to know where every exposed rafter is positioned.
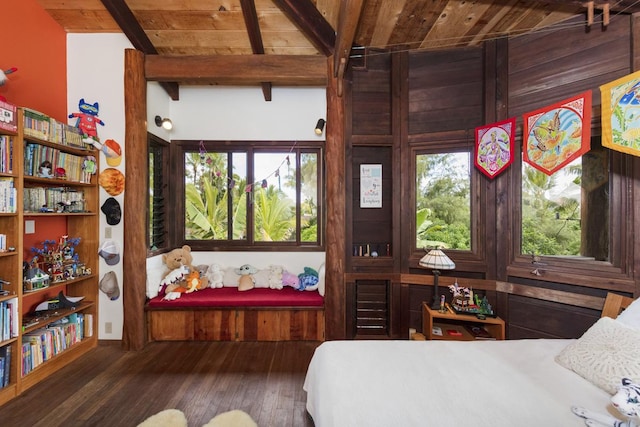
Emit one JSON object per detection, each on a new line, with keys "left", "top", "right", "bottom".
{"left": 240, "top": 0, "right": 272, "bottom": 101}
{"left": 100, "top": 0, "right": 180, "bottom": 100}
{"left": 334, "top": 0, "right": 365, "bottom": 96}
{"left": 272, "top": 0, "right": 336, "bottom": 57}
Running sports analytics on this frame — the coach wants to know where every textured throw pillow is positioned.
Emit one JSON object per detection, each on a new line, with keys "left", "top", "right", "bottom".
{"left": 555, "top": 317, "right": 640, "bottom": 394}
{"left": 617, "top": 297, "right": 640, "bottom": 330}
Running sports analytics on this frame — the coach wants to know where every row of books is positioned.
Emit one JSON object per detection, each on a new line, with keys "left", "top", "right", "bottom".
{"left": 22, "top": 108, "right": 86, "bottom": 149}
{"left": 24, "top": 143, "right": 93, "bottom": 183}
{"left": 0, "top": 298, "right": 18, "bottom": 342}
{"left": 0, "top": 135, "right": 13, "bottom": 173}
{"left": 21, "top": 313, "right": 88, "bottom": 377}
{"left": 23, "top": 187, "right": 85, "bottom": 213}
{"left": 0, "top": 178, "right": 17, "bottom": 213}
{"left": 0, "top": 345, "right": 12, "bottom": 389}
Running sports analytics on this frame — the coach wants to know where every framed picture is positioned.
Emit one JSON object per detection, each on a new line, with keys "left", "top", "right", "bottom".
{"left": 600, "top": 70, "right": 640, "bottom": 157}
{"left": 360, "top": 164, "right": 382, "bottom": 208}
{"left": 522, "top": 91, "right": 592, "bottom": 176}
{"left": 474, "top": 117, "right": 516, "bottom": 179}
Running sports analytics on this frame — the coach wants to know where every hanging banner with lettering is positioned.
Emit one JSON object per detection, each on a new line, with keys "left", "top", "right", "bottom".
{"left": 474, "top": 117, "right": 516, "bottom": 179}
{"left": 600, "top": 70, "right": 640, "bottom": 157}
{"left": 522, "top": 91, "right": 592, "bottom": 176}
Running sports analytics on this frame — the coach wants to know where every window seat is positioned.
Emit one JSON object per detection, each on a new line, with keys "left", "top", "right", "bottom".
{"left": 146, "top": 287, "right": 324, "bottom": 342}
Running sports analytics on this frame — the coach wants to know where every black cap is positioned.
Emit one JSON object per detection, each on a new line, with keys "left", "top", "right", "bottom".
{"left": 101, "top": 197, "right": 121, "bottom": 225}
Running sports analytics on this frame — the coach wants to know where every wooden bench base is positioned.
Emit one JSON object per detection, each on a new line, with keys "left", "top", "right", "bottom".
{"left": 147, "top": 307, "right": 325, "bottom": 341}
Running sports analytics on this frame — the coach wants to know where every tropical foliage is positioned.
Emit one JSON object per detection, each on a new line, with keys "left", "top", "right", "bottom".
{"left": 416, "top": 152, "right": 471, "bottom": 250}
{"left": 521, "top": 161, "right": 582, "bottom": 256}
{"left": 183, "top": 149, "right": 318, "bottom": 244}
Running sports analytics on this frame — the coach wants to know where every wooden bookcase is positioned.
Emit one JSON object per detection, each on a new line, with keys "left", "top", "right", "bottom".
{"left": 0, "top": 107, "right": 99, "bottom": 405}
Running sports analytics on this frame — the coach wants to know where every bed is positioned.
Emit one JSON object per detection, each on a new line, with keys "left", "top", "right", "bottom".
{"left": 304, "top": 292, "right": 639, "bottom": 426}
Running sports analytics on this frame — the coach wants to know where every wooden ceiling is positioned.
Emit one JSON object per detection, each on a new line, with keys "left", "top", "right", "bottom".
{"left": 36, "top": 0, "right": 640, "bottom": 99}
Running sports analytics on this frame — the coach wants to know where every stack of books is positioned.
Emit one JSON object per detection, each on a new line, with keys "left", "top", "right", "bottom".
{"left": 22, "top": 108, "right": 86, "bottom": 149}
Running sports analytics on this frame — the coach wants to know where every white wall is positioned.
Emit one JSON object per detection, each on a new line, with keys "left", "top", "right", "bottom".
{"left": 67, "top": 34, "right": 327, "bottom": 340}
{"left": 67, "top": 33, "right": 132, "bottom": 340}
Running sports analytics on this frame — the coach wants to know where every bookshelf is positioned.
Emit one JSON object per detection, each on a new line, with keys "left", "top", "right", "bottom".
{"left": 0, "top": 104, "right": 99, "bottom": 406}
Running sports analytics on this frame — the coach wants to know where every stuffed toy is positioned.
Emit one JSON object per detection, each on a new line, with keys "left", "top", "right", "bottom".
{"left": 205, "top": 263, "right": 224, "bottom": 288}
{"left": 572, "top": 378, "right": 640, "bottom": 426}
{"left": 160, "top": 245, "right": 209, "bottom": 298}
{"left": 0, "top": 67, "right": 17, "bottom": 87}
{"left": 281, "top": 270, "right": 300, "bottom": 289}
{"left": 0, "top": 67, "right": 17, "bottom": 102}
{"left": 235, "top": 264, "right": 257, "bottom": 291}
{"left": 159, "top": 264, "right": 188, "bottom": 294}
{"left": 69, "top": 98, "right": 105, "bottom": 145}
{"left": 297, "top": 267, "right": 319, "bottom": 291}
{"left": 253, "top": 265, "right": 284, "bottom": 289}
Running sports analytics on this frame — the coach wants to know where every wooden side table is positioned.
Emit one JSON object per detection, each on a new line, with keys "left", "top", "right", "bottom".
{"left": 422, "top": 302, "right": 505, "bottom": 340}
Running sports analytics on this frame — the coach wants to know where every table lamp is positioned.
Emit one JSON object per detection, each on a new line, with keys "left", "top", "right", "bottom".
{"left": 419, "top": 248, "right": 456, "bottom": 310}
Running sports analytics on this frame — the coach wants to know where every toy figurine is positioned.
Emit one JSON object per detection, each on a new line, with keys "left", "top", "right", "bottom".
{"left": 38, "top": 161, "right": 54, "bottom": 178}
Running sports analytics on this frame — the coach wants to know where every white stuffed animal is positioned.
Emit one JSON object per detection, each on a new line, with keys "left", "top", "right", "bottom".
{"left": 0, "top": 67, "right": 17, "bottom": 86}
{"left": 572, "top": 378, "right": 640, "bottom": 427}
{"left": 159, "top": 265, "right": 189, "bottom": 300}
{"left": 206, "top": 263, "right": 224, "bottom": 288}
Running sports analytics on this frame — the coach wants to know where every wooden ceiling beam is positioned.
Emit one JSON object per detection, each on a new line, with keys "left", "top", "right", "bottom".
{"left": 240, "top": 0, "right": 272, "bottom": 101}
{"left": 334, "top": 0, "right": 365, "bottom": 90}
{"left": 100, "top": 0, "right": 180, "bottom": 100}
{"left": 272, "top": 0, "right": 336, "bottom": 56}
{"left": 144, "top": 55, "right": 328, "bottom": 86}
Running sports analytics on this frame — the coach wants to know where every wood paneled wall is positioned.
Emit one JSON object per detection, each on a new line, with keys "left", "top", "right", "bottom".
{"left": 343, "top": 14, "right": 640, "bottom": 339}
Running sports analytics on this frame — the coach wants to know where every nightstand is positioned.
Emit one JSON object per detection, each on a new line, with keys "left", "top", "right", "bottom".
{"left": 422, "top": 302, "right": 505, "bottom": 340}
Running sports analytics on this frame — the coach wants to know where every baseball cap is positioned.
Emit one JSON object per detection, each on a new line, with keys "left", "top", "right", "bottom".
{"left": 98, "top": 239, "right": 120, "bottom": 266}
{"left": 101, "top": 197, "right": 121, "bottom": 225}
{"left": 99, "top": 271, "right": 120, "bottom": 300}
{"left": 103, "top": 139, "right": 122, "bottom": 167}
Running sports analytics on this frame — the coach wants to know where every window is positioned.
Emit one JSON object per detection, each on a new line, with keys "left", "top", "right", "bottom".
{"left": 415, "top": 152, "right": 471, "bottom": 250}
{"left": 521, "top": 142, "right": 609, "bottom": 261}
{"left": 147, "top": 134, "right": 169, "bottom": 254}
{"left": 177, "top": 141, "right": 323, "bottom": 250}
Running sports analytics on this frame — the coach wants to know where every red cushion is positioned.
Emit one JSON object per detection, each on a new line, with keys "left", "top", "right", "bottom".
{"left": 147, "top": 286, "right": 324, "bottom": 309}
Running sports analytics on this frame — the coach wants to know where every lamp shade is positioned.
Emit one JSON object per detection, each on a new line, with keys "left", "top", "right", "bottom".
{"left": 419, "top": 249, "right": 455, "bottom": 270}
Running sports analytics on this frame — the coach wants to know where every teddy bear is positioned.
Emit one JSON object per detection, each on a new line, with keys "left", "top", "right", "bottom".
{"left": 161, "top": 245, "right": 209, "bottom": 297}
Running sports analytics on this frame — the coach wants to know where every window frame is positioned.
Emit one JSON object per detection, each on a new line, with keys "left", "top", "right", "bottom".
{"left": 409, "top": 138, "right": 487, "bottom": 269}
{"left": 171, "top": 139, "right": 325, "bottom": 252}
{"left": 147, "top": 132, "right": 170, "bottom": 256}
{"left": 507, "top": 136, "right": 633, "bottom": 283}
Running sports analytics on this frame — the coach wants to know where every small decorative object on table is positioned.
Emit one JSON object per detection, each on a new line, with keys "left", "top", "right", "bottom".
{"left": 448, "top": 280, "right": 495, "bottom": 317}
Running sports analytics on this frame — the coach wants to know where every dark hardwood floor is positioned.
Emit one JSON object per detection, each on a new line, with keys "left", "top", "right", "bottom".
{"left": 0, "top": 340, "right": 320, "bottom": 427}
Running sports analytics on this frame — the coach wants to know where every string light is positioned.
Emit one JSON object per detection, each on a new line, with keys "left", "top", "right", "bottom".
{"left": 198, "top": 140, "right": 298, "bottom": 193}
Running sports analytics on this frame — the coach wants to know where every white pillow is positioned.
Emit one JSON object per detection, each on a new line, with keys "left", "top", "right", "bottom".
{"left": 617, "top": 297, "right": 640, "bottom": 330}
{"left": 555, "top": 316, "right": 640, "bottom": 394}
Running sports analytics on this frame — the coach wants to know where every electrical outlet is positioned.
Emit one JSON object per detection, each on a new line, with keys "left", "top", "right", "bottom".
{"left": 409, "top": 328, "right": 416, "bottom": 339}
{"left": 25, "top": 220, "right": 35, "bottom": 234}
{"left": 105, "top": 322, "right": 112, "bottom": 334}
{"left": 105, "top": 227, "right": 112, "bottom": 238}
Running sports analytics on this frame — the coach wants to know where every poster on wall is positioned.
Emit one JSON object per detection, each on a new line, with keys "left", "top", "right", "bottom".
{"left": 474, "top": 117, "right": 516, "bottom": 179}
{"left": 522, "top": 91, "right": 592, "bottom": 176}
{"left": 360, "top": 164, "right": 382, "bottom": 208}
{"left": 600, "top": 70, "right": 640, "bottom": 157}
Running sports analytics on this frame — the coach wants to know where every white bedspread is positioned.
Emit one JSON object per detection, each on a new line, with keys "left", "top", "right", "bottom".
{"left": 303, "top": 339, "right": 610, "bottom": 427}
